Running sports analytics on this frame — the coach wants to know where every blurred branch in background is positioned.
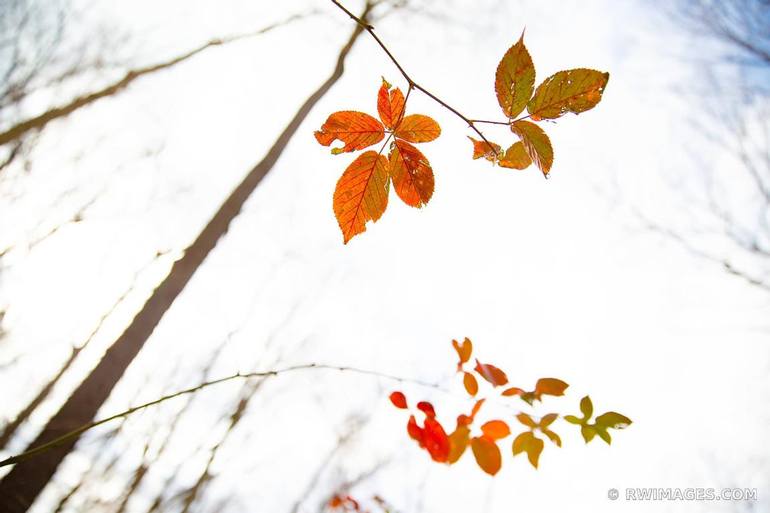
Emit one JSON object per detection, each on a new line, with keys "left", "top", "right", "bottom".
{"left": 0, "top": 1, "right": 315, "bottom": 174}
{"left": 641, "top": 0, "right": 770, "bottom": 292}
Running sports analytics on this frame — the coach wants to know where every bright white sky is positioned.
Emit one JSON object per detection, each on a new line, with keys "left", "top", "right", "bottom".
{"left": 0, "top": 1, "right": 768, "bottom": 512}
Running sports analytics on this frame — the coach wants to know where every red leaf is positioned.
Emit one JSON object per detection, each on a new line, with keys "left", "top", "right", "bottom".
{"left": 417, "top": 401, "right": 436, "bottom": 418}
{"left": 422, "top": 417, "right": 450, "bottom": 462}
{"left": 389, "top": 391, "right": 407, "bottom": 409}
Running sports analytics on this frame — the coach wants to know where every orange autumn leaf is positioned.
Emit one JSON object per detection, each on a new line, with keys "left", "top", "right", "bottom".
{"left": 389, "top": 391, "right": 407, "bottom": 409}
{"left": 527, "top": 68, "right": 609, "bottom": 120}
{"left": 463, "top": 372, "right": 478, "bottom": 396}
{"left": 471, "top": 436, "right": 502, "bottom": 475}
{"left": 481, "top": 420, "right": 511, "bottom": 440}
{"left": 468, "top": 136, "right": 501, "bottom": 161}
{"left": 333, "top": 151, "right": 390, "bottom": 243}
{"left": 314, "top": 111, "right": 384, "bottom": 154}
{"left": 394, "top": 114, "right": 441, "bottom": 143}
{"left": 388, "top": 140, "right": 434, "bottom": 208}
{"left": 377, "top": 78, "right": 405, "bottom": 130}
{"left": 474, "top": 359, "right": 509, "bottom": 387}
{"left": 510, "top": 120, "right": 553, "bottom": 177}
{"left": 535, "top": 378, "right": 569, "bottom": 398}
{"left": 452, "top": 337, "right": 473, "bottom": 364}
{"left": 495, "top": 33, "right": 535, "bottom": 119}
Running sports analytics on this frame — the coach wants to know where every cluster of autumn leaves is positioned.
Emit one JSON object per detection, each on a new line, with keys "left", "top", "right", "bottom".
{"left": 315, "top": 34, "right": 608, "bottom": 243}
{"left": 389, "top": 338, "right": 631, "bottom": 475}
{"left": 315, "top": 79, "right": 440, "bottom": 243}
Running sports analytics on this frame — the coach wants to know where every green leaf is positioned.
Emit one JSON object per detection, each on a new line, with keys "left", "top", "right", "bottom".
{"left": 564, "top": 415, "right": 582, "bottom": 425}
{"left": 495, "top": 33, "right": 535, "bottom": 119}
{"left": 527, "top": 68, "right": 609, "bottom": 120}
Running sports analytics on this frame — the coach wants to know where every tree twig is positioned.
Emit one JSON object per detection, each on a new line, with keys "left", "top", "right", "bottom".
{"left": 0, "top": 363, "right": 442, "bottom": 468}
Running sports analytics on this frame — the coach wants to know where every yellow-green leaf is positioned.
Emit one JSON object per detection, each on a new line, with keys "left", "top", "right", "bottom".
{"left": 495, "top": 33, "right": 535, "bottom": 119}
{"left": 510, "top": 120, "right": 553, "bottom": 177}
{"left": 497, "top": 142, "right": 532, "bottom": 170}
{"left": 527, "top": 68, "right": 609, "bottom": 120}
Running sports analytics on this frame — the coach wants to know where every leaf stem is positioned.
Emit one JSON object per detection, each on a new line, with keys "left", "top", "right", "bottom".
{"left": 329, "top": 0, "right": 499, "bottom": 155}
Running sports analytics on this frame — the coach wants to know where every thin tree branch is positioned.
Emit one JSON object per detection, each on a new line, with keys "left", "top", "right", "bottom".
{"left": 0, "top": 363, "right": 441, "bottom": 468}
{"left": 0, "top": 10, "right": 315, "bottom": 147}
{"left": 329, "top": 0, "right": 500, "bottom": 154}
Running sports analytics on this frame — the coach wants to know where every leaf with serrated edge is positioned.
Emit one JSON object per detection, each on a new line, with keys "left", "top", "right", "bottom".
{"left": 498, "top": 142, "right": 532, "bottom": 170}
{"left": 495, "top": 33, "right": 535, "bottom": 118}
{"left": 527, "top": 68, "right": 609, "bottom": 120}
{"left": 511, "top": 120, "right": 553, "bottom": 177}
{"left": 395, "top": 114, "right": 441, "bottom": 143}
{"left": 333, "top": 151, "right": 389, "bottom": 243}
{"left": 315, "top": 111, "right": 384, "bottom": 154}
{"left": 377, "top": 78, "right": 405, "bottom": 130}
{"left": 389, "top": 140, "right": 434, "bottom": 207}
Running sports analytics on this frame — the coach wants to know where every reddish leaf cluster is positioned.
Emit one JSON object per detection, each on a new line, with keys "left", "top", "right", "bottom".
{"left": 470, "top": 34, "right": 609, "bottom": 177}
{"left": 389, "top": 338, "right": 631, "bottom": 475}
{"left": 315, "top": 79, "right": 441, "bottom": 243}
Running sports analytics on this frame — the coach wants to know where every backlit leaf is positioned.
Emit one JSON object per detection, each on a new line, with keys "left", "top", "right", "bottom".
{"left": 502, "top": 387, "right": 525, "bottom": 397}
{"left": 407, "top": 415, "right": 422, "bottom": 442}
{"left": 515, "top": 413, "right": 537, "bottom": 428}
{"left": 377, "top": 78, "right": 405, "bottom": 130}
{"left": 388, "top": 140, "right": 434, "bottom": 208}
{"left": 512, "top": 431, "right": 544, "bottom": 468}
{"left": 510, "top": 120, "right": 553, "bottom": 177}
{"left": 417, "top": 401, "right": 436, "bottom": 418}
{"left": 481, "top": 420, "right": 511, "bottom": 440}
{"left": 527, "top": 68, "right": 609, "bottom": 120}
{"left": 539, "top": 413, "right": 558, "bottom": 428}
{"left": 535, "top": 378, "right": 569, "bottom": 398}
{"left": 595, "top": 412, "right": 632, "bottom": 430}
{"left": 389, "top": 391, "right": 407, "bottom": 409}
{"left": 452, "top": 337, "right": 473, "bottom": 364}
{"left": 580, "top": 424, "right": 596, "bottom": 443}
{"left": 315, "top": 111, "right": 384, "bottom": 154}
{"left": 422, "top": 417, "right": 450, "bottom": 462}
{"left": 468, "top": 136, "right": 501, "bottom": 161}
{"left": 471, "top": 436, "right": 502, "bottom": 475}
{"left": 495, "top": 33, "right": 535, "bottom": 118}
{"left": 580, "top": 396, "right": 593, "bottom": 419}
{"left": 447, "top": 424, "right": 470, "bottom": 464}
{"left": 564, "top": 415, "right": 582, "bottom": 425}
{"left": 542, "top": 428, "right": 562, "bottom": 447}
{"left": 395, "top": 114, "right": 441, "bottom": 143}
{"left": 474, "top": 359, "right": 509, "bottom": 387}
{"left": 463, "top": 372, "right": 479, "bottom": 396}
{"left": 333, "top": 151, "right": 390, "bottom": 243}
{"left": 498, "top": 142, "right": 532, "bottom": 170}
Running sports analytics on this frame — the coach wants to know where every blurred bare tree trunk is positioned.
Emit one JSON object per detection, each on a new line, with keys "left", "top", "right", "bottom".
{"left": 0, "top": 3, "right": 374, "bottom": 511}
